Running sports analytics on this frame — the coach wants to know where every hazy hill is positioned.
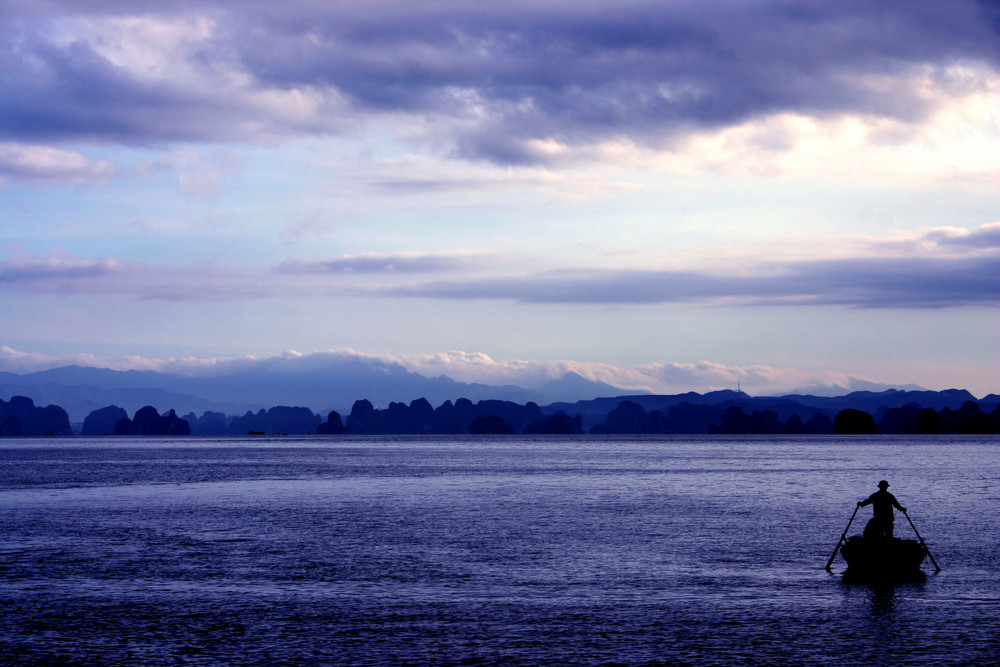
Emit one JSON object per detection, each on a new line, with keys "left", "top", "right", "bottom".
{"left": 535, "top": 372, "right": 625, "bottom": 400}
{"left": 0, "top": 362, "right": 633, "bottom": 422}
{"left": 546, "top": 390, "right": 772, "bottom": 429}
{"left": 776, "top": 388, "right": 982, "bottom": 413}
{"left": 550, "top": 388, "right": 996, "bottom": 430}
{"left": 0, "top": 370, "right": 211, "bottom": 424}
{"left": 3, "top": 360, "right": 994, "bottom": 427}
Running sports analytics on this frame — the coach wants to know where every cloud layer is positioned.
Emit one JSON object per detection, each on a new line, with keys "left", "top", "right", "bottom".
{"left": 4, "top": 225, "right": 996, "bottom": 308}
{"left": 0, "top": 344, "right": 898, "bottom": 398}
{"left": 275, "top": 251, "right": 500, "bottom": 275}
{"left": 383, "top": 255, "right": 1000, "bottom": 308}
{"left": 3, "top": 1, "right": 999, "bottom": 162}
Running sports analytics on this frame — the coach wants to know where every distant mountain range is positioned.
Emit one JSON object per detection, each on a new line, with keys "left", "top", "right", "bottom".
{"left": 0, "top": 361, "right": 627, "bottom": 422}
{"left": 1, "top": 361, "right": 996, "bottom": 426}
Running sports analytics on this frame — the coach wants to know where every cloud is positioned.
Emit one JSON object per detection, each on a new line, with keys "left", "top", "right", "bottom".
{"left": 0, "top": 344, "right": 888, "bottom": 396}
{"left": 0, "top": 345, "right": 179, "bottom": 374}
{"left": 924, "top": 222, "right": 1000, "bottom": 249}
{"left": 5, "top": 222, "right": 997, "bottom": 308}
{"left": 133, "top": 149, "right": 240, "bottom": 197}
{"left": 2, "top": 1, "right": 998, "bottom": 163}
{"left": 280, "top": 211, "right": 339, "bottom": 243}
{"left": 391, "top": 352, "right": 834, "bottom": 396}
{"left": 379, "top": 254, "right": 1000, "bottom": 308}
{"left": 0, "top": 143, "right": 118, "bottom": 185}
{"left": 275, "top": 251, "right": 501, "bottom": 275}
{"left": 0, "top": 252, "right": 275, "bottom": 300}
{"left": 0, "top": 10, "right": 346, "bottom": 145}
{"left": 0, "top": 252, "right": 126, "bottom": 284}
{"left": 319, "top": 153, "right": 642, "bottom": 206}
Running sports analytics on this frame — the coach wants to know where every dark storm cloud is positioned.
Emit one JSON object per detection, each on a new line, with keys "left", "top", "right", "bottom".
{"left": 2, "top": 1, "right": 998, "bottom": 160}
{"left": 381, "top": 255, "right": 1000, "bottom": 308}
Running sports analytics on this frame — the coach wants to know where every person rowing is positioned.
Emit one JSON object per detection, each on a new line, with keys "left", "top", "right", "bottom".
{"left": 858, "top": 480, "right": 906, "bottom": 539}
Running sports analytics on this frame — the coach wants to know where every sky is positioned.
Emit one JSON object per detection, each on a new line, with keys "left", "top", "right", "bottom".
{"left": 1, "top": 0, "right": 998, "bottom": 398}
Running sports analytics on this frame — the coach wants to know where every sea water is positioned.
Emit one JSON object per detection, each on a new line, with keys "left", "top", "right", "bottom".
{"left": 1, "top": 435, "right": 998, "bottom": 666}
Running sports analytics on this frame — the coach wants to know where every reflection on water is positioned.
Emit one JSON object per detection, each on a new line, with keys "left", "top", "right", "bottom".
{"left": 867, "top": 582, "right": 904, "bottom": 614}
{"left": 2, "top": 435, "right": 999, "bottom": 665}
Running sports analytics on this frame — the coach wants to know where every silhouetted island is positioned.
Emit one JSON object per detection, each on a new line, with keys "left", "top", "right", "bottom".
{"left": 2, "top": 390, "right": 999, "bottom": 437}
{"left": 81, "top": 405, "right": 129, "bottom": 436}
{"left": 0, "top": 396, "right": 73, "bottom": 436}
{"left": 114, "top": 406, "right": 191, "bottom": 436}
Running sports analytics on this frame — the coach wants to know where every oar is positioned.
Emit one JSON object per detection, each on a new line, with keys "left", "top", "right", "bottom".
{"left": 903, "top": 509, "right": 941, "bottom": 573}
{"left": 825, "top": 503, "right": 861, "bottom": 572}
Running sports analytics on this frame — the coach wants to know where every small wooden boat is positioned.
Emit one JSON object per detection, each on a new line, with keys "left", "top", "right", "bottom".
{"left": 840, "top": 535, "right": 927, "bottom": 581}
{"left": 825, "top": 498, "right": 941, "bottom": 579}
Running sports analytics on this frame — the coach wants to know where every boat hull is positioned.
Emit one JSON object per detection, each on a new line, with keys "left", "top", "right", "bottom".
{"left": 840, "top": 535, "right": 926, "bottom": 581}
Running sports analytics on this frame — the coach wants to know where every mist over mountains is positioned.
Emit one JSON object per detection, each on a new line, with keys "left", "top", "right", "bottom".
{"left": 0, "top": 358, "right": 627, "bottom": 422}
{"left": 1, "top": 354, "right": 996, "bottom": 430}
{"left": 3, "top": 355, "right": 998, "bottom": 437}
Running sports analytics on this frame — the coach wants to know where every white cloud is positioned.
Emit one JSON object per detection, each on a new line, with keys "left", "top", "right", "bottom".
{"left": 0, "top": 143, "right": 118, "bottom": 185}
{"left": 133, "top": 149, "right": 240, "bottom": 197}
{"left": 618, "top": 69, "right": 1000, "bottom": 187}
{"left": 0, "top": 345, "right": 885, "bottom": 397}
{"left": 57, "top": 15, "right": 218, "bottom": 83}
{"left": 396, "top": 352, "right": 886, "bottom": 396}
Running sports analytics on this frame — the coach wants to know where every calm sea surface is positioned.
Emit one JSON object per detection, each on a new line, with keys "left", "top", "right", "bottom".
{"left": 1, "top": 435, "right": 998, "bottom": 666}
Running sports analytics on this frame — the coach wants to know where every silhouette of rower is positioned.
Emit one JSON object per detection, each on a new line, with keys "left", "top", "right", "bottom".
{"left": 858, "top": 480, "right": 906, "bottom": 539}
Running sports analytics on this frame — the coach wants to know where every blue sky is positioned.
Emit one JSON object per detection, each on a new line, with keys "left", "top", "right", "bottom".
{"left": 1, "top": 0, "right": 998, "bottom": 397}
